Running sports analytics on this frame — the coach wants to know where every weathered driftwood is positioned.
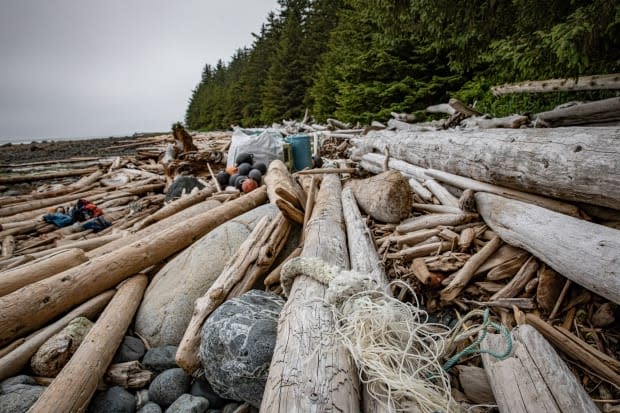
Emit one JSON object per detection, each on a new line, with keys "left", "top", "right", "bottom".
{"left": 490, "top": 256, "right": 539, "bottom": 300}
{"left": 408, "top": 178, "right": 433, "bottom": 202}
{"left": 536, "top": 265, "right": 565, "bottom": 313}
{"left": 440, "top": 236, "right": 503, "bottom": 302}
{"left": 0, "top": 248, "right": 88, "bottom": 297}
{"left": 133, "top": 185, "right": 216, "bottom": 231}
{"left": 448, "top": 98, "right": 483, "bottom": 117}
{"left": 264, "top": 246, "right": 302, "bottom": 287}
{"left": 0, "top": 187, "right": 267, "bottom": 346}
{"left": 525, "top": 313, "right": 620, "bottom": 388}
{"left": 105, "top": 361, "right": 154, "bottom": 389}
{"left": 0, "top": 166, "right": 99, "bottom": 185}
{"left": 348, "top": 170, "right": 413, "bottom": 224}
{"left": 29, "top": 274, "right": 147, "bottom": 413}
{"left": 456, "top": 365, "right": 495, "bottom": 404}
{"left": 476, "top": 192, "right": 620, "bottom": 304}
{"left": 492, "top": 73, "right": 620, "bottom": 96}
{"left": 461, "top": 114, "right": 529, "bottom": 129}
{"left": 481, "top": 324, "right": 599, "bottom": 412}
{"left": 387, "top": 241, "right": 452, "bottom": 260}
{"left": 535, "top": 96, "right": 620, "bottom": 127}
{"left": 0, "top": 186, "right": 107, "bottom": 218}
{"left": 391, "top": 228, "right": 441, "bottom": 247}
{"left": 422, "top": 179, "right": 459, "bottom": 207}
{"left": 396, "top": 213, "right": 479, "bottom": 234}
{"left": 426, "top": 103, "right": 456, "bottom": 115}
{"left": 31, "top": 316, "right": 94, "bottom": 377}
{"left": 175, "top": 212, "right": 291, "bottom": 374}
{"left": 265, "top": 160, "right": 305, "bottom": 223}
{"left": 486, "top": 251, "right": 529, "bottom": 281}
{"left": 262, "top": 174, "right": 360, "bottom": 412}
{"left": 362, "top": 153, "right": 429, "bottom": 181}
{"left": 1, "top": 235, "right": 14, "bottom": 258}
{"left": 0, "top": 289, "right": 114, "bottom": 381}
{"left": 351, "top": 127, "right": 620, "bottom": 209}
{"left": 342, "top": 186, "right": 394, "bottom": 412}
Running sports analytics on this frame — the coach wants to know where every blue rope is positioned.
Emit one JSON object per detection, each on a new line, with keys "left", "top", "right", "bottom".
{"left": 442, "top": 308, "right": 512, "bottom": 372}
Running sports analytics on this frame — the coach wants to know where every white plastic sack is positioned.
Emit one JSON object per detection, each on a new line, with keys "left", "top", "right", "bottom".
{"left": 227, "top": 127, "right": 284, "bottom": 167}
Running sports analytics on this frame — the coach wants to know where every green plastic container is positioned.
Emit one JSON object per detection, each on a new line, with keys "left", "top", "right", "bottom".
{"left": 284, "top": 134, "right": 312, "bottom": 171}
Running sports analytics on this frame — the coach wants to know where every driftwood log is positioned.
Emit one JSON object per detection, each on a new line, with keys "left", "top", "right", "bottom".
{"left": 176, "top": 212, "right": 291, "bottom": 374}
{"left": 351, "top": 127, "right": 620, "bottom": 209}
{"left": 0, "top": 187, "right": 267, "bottom": 346}
{"left": 261, "top": 174, "right": 360, "bottom": 412}
{"left": 492, "top": 73, "right": 620, "bottom": 95}
{"left": 264, "top": 160, "right": 305, "bottom": 222}
{"left": 348, "top": 170, "right": 412, "bottom": 224}
{"left": 481, "top": 324, "right": 599, "bottom": 412}
{"left": 476, "top": 192, "right": 620, "bottom": 304}
{"left": 29, "top": 274, "right": 148, "bottom": 413}
{"left": 0, "top": 290, "right": 114, "bottom": 381}
{"left": 535, "top": 97, "right": 620, "bottom": 127}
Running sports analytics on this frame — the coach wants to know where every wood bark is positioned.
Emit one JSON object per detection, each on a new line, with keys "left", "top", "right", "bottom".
{"left": 176, "top": 213, "right": 291, "bottom": 374}
{"left": 481, "top": 324, "right": 599, "bottom": 412}
{"left": 0, "top": 289, "right": 114, "bottom": 381}
{"left": 0, "top": 248, "right": 88, "bottom": 296}
{"left": 0, "top": 187, "right": 266, "bottom": 346}
{"left": 351, "top": 127, "right": 620, "bottom": 209}
{"left": 261, "top": 174, "right": 360, "bottom": 413}
{"left": 476, "top": 192, "right": 620, "bottom": 304}
{"left": 348, "top": 170, "right": 413, "bottom": 224}
{"left": 535, "top": 97, "right": 620, "bottom": 127}
{"left": 341, "top": 186, "right": 394, "bottom": 413}
{"left": 29, "top": 275, "right": 147, "bottom": 413}
{"left": 492, "top": 73, "right": 620, "bottom": 95}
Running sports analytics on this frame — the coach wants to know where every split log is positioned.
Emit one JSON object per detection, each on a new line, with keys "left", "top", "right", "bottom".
{"left": 0, "top": 167, "right": 99, "bottom": 185}
{"left": 132, "top": 185, "right": 216, "bottom": 231}
{"left": 348, "top": 170, "right": 412, "bottom": 224}
{"left": 481, "top": 324, "right": 599, "bottom": 412}
{"left": 535, "top": 97, "right": 620, "bottom": 127}
{"left": 342, "top": 187, "right": 394, "bottom": 412}
{"left": 476, "top": 192, "right": 620, "bottom": 304}
{"left": 264, "top": 160, "right": 303, "bottom": 205}
{"left": 492, "top": 73, "right": 620, "bottom": 96}
{"left": 29, "top": 274, "right": 148, "bottom": 413}
{"left": 440, "top": 236, "right": 503, "bottom": 301}
{"left": 0, "top": 289, "right": 114, "bottom": 381}
{"left": 262, "top": 174, "right": 360, "bottom": 412}
{"left": 396, "top": 213, "right": 479, "bottom": 234}
{"left": 351, "top": 127, "right": 620, "bottom": 209}
{"left": 0, "top": 187, "right": 267, "bottom": 346}
{"left": 0, "top": 248, "right": 88, "bottom": 296}
{"left": 176, "top": 212, "right": 291, "bottom": 374}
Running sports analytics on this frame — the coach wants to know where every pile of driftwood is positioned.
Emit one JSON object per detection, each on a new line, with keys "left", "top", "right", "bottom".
{"left": 0, "top": 86, "right": 619, "bottom": 412}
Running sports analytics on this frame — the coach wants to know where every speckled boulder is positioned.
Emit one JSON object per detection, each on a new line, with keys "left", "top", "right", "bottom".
{"left": 0, "top": 384, "right": 44, "bottom": 413}
{"left": 135, "top": 204, "right": 278, "bottom": 346}
{"left": 199, "top": 290, "right": 284, "bottom": 408}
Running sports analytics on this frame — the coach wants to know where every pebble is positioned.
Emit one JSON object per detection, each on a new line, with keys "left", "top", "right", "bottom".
{"left": 114, "top": 336, "right": 147, "bottom": 363}
{"left": 148, "top": 368, "right": 191, "bottom": 408}
{"left": 165, "top": 394, "right": 209, "bottom": 413}
{"left": 142, "top": 346, "right": 179, "bottom": 374}
{"left": 88, "top": 386, "right": 135, "bottom": 413}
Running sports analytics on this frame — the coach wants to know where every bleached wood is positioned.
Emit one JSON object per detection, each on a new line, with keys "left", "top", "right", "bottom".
{"left": 29, "top": 275, "right": 147, "bottom": 413}
{"left": 387, "top": 241, "right": 452, "bottom": 260}
{"left": 351, "top": 127, "right": 620, "bottom": 209}
{"left": 462, "top": 115, "right": 529, "bottom": 129}
{"left": 408, "top": 179, "right": 433, "bottom": 202}
{"left": 0, "top": 289, "right": 114, "bottom": 381}
{"left": 0, "top": 167, "right": 99, "bottom": 185}
{"left": 492, "top": 73, "right": 620, "bottom": 95}
{"left": 0, "top": 248, "right": 88, "bottom": 296}
{"left": 262, "top": 174, "right": 360, "bottom": 413}
{"left": 0, "top": 187, "right": 266, "bottom": 346}
{"left": 391, "top": 228, "right": 441, "bottom": 247}
{"left": 396, "top": 213, "right": 479, "bottom": 234}
{"left": 476, "top": 192, "right": 620, "bottom": 304}
{"left": 342, "top": 186, "right": 394, "bottom": 412}
{"left": 490, "top": 256, "right": 538, "bottom": 300}
{"left": 362, "top": 153, "right": 429, "bottom": 181}
{"left": 535, "top": 97, "right": 620, "bottom": 127}
{"left": 423, "top": 180, "right": 459, "bottom": 207}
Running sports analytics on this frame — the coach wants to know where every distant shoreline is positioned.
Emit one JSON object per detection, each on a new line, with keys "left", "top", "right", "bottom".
{"left": 0, "top": 131, "right": 167, "bottom": 146}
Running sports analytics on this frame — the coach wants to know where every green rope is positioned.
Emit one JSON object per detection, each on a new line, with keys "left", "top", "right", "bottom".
{"left": 442, "top": 308, "right": 512, "bottom": 372}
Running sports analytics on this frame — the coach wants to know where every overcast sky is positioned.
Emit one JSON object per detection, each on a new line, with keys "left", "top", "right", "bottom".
{"left": 0, "top": 1, "right": 279, "bottom": 141}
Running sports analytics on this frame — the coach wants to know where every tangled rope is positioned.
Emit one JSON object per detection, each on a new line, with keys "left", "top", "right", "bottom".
{"left": 281, "top": 257, "right": 513, "bottom": 413}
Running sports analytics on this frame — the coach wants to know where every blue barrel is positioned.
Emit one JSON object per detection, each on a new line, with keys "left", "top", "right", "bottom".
{"left": 286, "top": 134, "right": 312, "bottom": 171}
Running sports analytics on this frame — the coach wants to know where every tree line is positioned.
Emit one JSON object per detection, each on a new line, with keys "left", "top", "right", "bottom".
{"left": 185, "top": 0, "right": 619, "bottom": 130}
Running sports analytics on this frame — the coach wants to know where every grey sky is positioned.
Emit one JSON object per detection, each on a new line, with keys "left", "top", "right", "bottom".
{"left": 0, "top": 1, "right": 279, "bottom": 141}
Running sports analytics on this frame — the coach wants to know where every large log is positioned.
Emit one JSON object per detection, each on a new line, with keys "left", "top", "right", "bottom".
{"left": 481, "top": 324, "right": 598, "bottom": 412}
{"left": 0, "top": 289, "right": 114, "bottom": 381}
{"left": 29, "top": 275, "right": 148, "bottom": 413}
{"left": 348, "top": 170, "right": 412, "bottom": 224}
{"left": 0, "top": 167, "right": 99, "bottom": 185}
{"left": 492, "top": 73, "right": 620, "bottom": 96}
{"left": 341, "top": 187, "right": 394, "bottom": 413}
{"left": 0, "top": 248, "right": 88, "bottom": 296}
{"left": 261, "top": 174, "right": 360, "bottom": 412}
{"left": 476, "top": 192, "right": 620, "bottom": 304}
{"left": 352, "top": 127, "right": 620, "bottom": 209}
{"left": 0, "top": 187, "right": 267, "bottom": 346}
{"left": 535, "top": 97, "right": 620, "bottom": 127}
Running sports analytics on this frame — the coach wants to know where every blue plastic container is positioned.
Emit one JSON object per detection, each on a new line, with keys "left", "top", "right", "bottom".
{"left": 285, "top": 134, "right": 312, "bottom": 171}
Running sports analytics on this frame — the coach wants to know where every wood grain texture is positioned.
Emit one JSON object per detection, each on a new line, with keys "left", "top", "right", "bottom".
{"left": 476, "top": 192, "right": 620, "bottom": 304}
{"left": 261, "top": 174, "right": 360, "bottom": 413}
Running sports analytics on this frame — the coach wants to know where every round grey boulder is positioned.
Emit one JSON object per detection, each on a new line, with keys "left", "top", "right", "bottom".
{"left": 114, "top": 335, "right": 146, "bottom": 363}
{"left": 0, "top": 375, "right": 37, "bottom": 393}
{"left": 88, "top": 386, "right": 135, "bottom": 413}
{"left": 199, "top": 290, "right": 284, "bottom": 408}
{"left": 0, "top": 384, "right": 44, "bottom": 413}
{"left": 148, "top": 368, "right": 191, "bottom": 408}
{"left": 138, "top": 402, "right": 163, "bottom": 413}
{"left": 165, "top": 394, "right": 209, "bottom": 413}
{"left": 142, "top": 345, "right": 178, "bottom": 374}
